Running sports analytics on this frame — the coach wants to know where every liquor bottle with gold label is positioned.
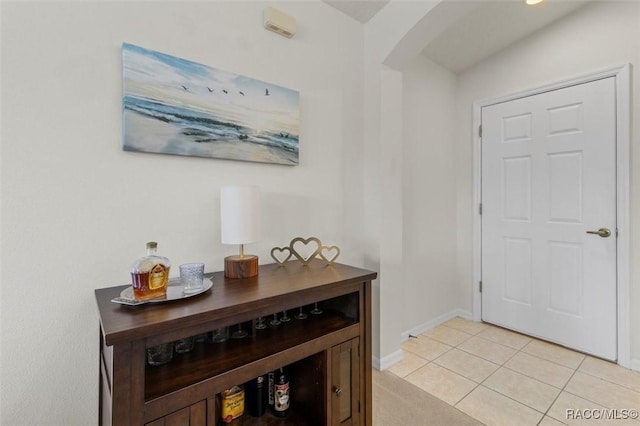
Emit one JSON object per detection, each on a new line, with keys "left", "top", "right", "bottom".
{"left": 219, "top": 385, "right": 245, "bottom": 425}
{"left": 131, "top": 241, "right": 171, "bottom": 300}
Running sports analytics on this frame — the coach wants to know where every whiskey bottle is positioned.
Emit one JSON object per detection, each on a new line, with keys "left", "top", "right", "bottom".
{"left": 273, "top": 367, "right": 290, "bottom": 417}
{"left": 219, "top": 385, "right": 245, "bottom": 424}
{"left": 130, "top": 242, "right": 171, "bottom": 300}
{"left": 245, "top": 375, "right": 266, "bottom": 417}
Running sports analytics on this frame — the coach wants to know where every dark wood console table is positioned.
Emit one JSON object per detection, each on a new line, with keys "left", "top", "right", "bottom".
{"left": 95, "top": 260, "right": 376, "bottom": 425}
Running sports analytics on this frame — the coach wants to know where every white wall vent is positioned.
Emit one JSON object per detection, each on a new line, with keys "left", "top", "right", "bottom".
{"left": 263, "top": 7, "right": 296, "bottom": 38}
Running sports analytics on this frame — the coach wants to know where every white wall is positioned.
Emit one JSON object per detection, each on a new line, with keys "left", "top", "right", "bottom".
{"left": 454, "top": 1, "right": 640, "bottom": 361}
{"left": 402, "top": 55, "right": 459, "bottom": 333}
{"left": 362, "top": 0, "right": 447, "bottom": 368}
{"left": 0, "top": 2, "right": 364, "bottom": 424}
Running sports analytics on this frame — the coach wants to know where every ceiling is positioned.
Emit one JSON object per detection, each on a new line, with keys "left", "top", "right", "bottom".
{"left": 322, "top": 1, "right": 390, "bottom": 24}
{"left": 322, "top": 0, "right": 591, "bottom": 73}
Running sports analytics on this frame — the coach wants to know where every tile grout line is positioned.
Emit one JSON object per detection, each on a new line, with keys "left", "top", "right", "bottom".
{"left": 455, "top": 334, "right": 520, "bottom": 367}
{"left": 440, "top": 322, "right": 488, "bottom": 337}
{"left": 398, "top": 334, "right": 455, "bottom": 379}
{"left": 516, "top": 339, "right": 567, "bottom": 425}
{"left": 575, "top": 363, "right": 640, "bottom": 394}
{"left": 445, "top": 331, "right": 486, "bottom": 424}
{"left": 535, "top": 354, "right": 587, "bottom": 425}
{"left": 512, "top": 349, "right": 640, "bottom": 399}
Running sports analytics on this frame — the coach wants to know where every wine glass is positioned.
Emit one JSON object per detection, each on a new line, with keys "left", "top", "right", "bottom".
{"left": 269, "top": 313, "right": 281, "bottom": 326}
{"left": 231, "top": 323, "right": 248, "bottom": 339}
{"left": 255, "top": 317, "right": 267, "bottom": 329}
{"left": 294, "top": 306, "right": 307, "bottom": 320}
{"left": 310, "top": 302, "right": 323, "bottom": 315}
{"left": 281, "top": 310, "right": 291, "bottom": 322}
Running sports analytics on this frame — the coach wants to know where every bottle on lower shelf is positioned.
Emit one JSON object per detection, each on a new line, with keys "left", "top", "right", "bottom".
{"left": 245, "top": 375, "right": 266, "bottom": 417}
{"left": 219, "top": 385, "right": 245, "bottom": 425}
{"left": 273, "top": 367, "right": 290, "bottom": 418}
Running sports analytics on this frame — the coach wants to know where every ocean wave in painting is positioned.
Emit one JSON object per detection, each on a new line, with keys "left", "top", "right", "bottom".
{"left": 123, "top": 95, "right": 299, "bottom": 165}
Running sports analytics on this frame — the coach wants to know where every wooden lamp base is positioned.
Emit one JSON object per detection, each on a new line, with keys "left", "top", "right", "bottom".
{"left": 224, "top": 255, "right": 259, "bottom": 279}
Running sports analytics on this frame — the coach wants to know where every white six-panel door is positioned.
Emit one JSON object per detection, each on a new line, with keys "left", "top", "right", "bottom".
{"left": 481, "top": 77, "right": 617, "bottom": 360}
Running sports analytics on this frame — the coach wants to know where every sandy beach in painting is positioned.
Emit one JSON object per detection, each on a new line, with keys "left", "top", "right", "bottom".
{"left": 124, "top": 109, "right": 298, "bottom": 165}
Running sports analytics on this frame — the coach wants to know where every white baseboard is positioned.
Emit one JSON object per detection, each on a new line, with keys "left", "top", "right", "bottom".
{"left": 374, "top": 348, "right": 404, "bottom": 371}
{"left": 374, "top": 309, "right": 475, "bottom": 371}
{"left": 630, "top": 358, "right": 640, "bottom": 372}
{"left": 400, "top": 309, "right": 473, "bottom": 342}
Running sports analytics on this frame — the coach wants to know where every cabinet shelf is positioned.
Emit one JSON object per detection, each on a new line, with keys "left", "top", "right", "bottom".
{"left": 145, "top": 310, "right": 357, "bottom": 401}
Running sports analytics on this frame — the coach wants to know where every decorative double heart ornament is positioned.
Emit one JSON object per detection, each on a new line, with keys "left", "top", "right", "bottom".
{"left": 270, "top": 236, "right": 341, "bottom": 266}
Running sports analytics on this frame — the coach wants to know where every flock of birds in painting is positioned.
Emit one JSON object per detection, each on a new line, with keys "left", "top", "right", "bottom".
{"left": 180, "top": 85, "right": 270, "bottom": 97}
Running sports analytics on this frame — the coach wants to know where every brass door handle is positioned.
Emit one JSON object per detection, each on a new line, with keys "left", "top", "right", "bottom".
{"left": 334, "top": 386, "right": 342, "bottom": 397}
{"left": 586, "top": 228, "right": 611, "bottom": 238}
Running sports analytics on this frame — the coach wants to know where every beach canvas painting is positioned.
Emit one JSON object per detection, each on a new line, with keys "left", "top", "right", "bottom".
{"left": 122, "top": 43, "right": 300, "bottom": 165}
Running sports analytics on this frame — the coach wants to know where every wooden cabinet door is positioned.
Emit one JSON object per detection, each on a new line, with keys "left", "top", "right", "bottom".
{"left": 145, "top": 400, "right": 206, "bottom": 426}
{"left": 330, "top": 338, "right": 360, "bottom": 426}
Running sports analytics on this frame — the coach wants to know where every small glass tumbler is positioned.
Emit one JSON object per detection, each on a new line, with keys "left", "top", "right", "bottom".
{"left": 194, "top": 333, "right": 208, "bottom": 344}
{"left": 147, "top": 342, "right": 174, "bottom": 366}
{"left": 180, "top": 263, "right": 205, "bottom": 294}
{"left": 210, "top": 327, "right": 229, "bottom": 343}
{"left": 174, "top": 336, "right": 195, "bottom": 354}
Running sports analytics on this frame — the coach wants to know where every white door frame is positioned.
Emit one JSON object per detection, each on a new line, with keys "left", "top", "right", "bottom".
{"left": 472, "top": 64, "right": 631, "bottom": 368}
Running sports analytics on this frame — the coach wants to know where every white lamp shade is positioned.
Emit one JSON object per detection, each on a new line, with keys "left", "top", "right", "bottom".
{"left": 220, "top": 186, "right": 260, "bottom": 245}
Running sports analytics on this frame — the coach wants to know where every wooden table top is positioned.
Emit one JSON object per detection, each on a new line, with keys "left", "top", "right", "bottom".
{"left": 95, "top": 260, "right": 377, "bottom": 346}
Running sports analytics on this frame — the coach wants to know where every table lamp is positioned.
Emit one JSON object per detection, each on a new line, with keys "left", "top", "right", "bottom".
{"left": 221, "top": 185, "right": 260, "bottom": 279}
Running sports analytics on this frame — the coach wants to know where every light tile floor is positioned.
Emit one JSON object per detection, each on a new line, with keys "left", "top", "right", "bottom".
{"left": 388, "top": 317, "right": 640, "bottom": 425}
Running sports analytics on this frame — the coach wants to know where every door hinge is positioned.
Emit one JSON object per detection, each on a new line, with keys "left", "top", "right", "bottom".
{"left": 616, "top": 228, "right": 619, "bottom": 238}
{"left": 479, "top": 124, "right": 482, "bottom": 138}
{"left": 479, "top": 281, "right": 483, "bottom": 293}
{"left": 479, "top": 203, "right": 483, "bottom": 215}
